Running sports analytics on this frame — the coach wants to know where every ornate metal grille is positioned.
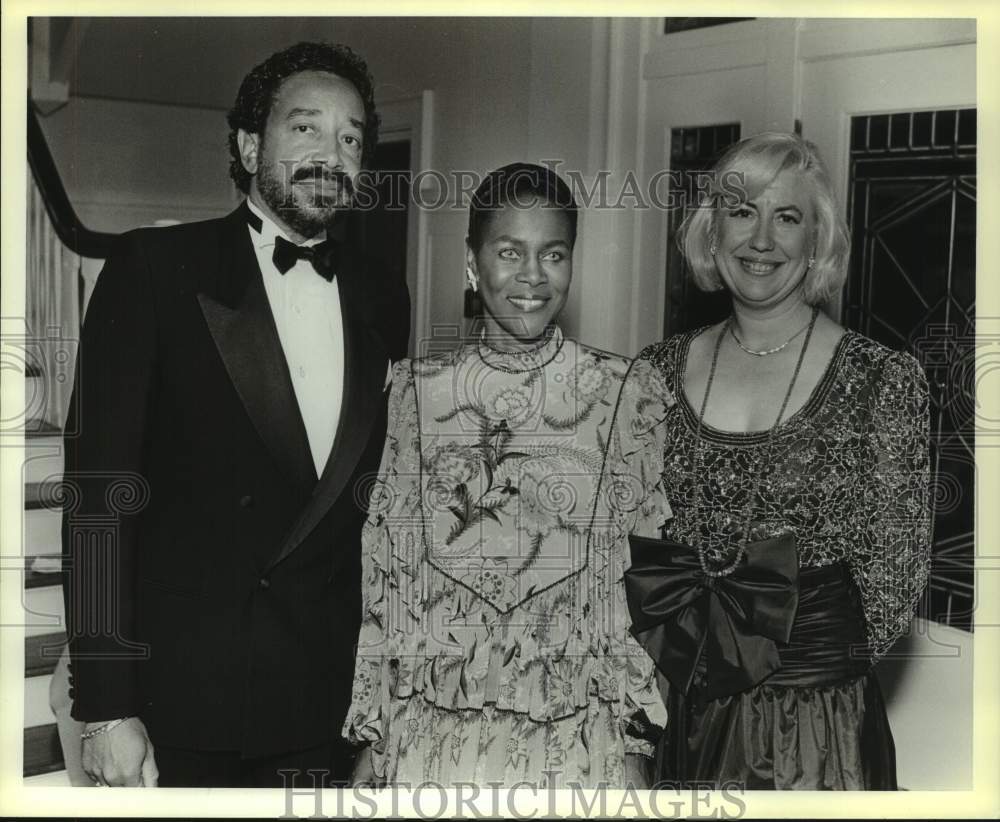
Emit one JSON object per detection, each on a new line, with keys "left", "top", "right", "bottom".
{"left": 845, "top": 108, "right": 976, "bottom": 631}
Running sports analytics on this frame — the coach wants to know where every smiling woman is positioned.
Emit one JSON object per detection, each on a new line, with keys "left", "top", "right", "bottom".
{"left": 612, "top": 133, "right": 932, "bottom": 790}
{"left": 464, "top": 164, "right": 576, "bottom": 348}
{"left": 343, "top": 163, "right": 668, "bottom": 789}
{"left": 681, "top": 133, "right": 849, "bottom": 310}
{"left": 713, "top": 169, "right": 814, "bottom": 309}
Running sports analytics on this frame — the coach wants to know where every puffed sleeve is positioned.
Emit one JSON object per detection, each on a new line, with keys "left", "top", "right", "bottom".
{"left": 852, "top": 350, "right": 932, "bottom": 661}
{"left": 606, "top": 357, "right": 675, "bottom": 539}
{"left": 342, "top": 360, "right": 421, "bottom": 775}
{"left": 603, "top": 355, "right": 675, "bottom": 755}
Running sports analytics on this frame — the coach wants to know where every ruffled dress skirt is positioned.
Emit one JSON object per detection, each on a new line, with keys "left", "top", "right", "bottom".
{"left": 657, "top": 564, "right": 897, "bottom": 790}
{"left": 387, "top": 700, "right": 627, "bottom": 788}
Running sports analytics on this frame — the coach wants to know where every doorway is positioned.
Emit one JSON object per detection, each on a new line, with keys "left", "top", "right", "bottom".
{"left": 349, "top": 138, "right": 411, "bottom": 353}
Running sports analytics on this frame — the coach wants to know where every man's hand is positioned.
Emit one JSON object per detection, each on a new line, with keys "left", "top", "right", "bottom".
{"left": 81, "top": 717, "right": 158, "bottom": 787}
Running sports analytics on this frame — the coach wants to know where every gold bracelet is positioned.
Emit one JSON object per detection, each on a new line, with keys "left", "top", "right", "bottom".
{"left": 80, "top": 717, "right": 129, "bottom": 741}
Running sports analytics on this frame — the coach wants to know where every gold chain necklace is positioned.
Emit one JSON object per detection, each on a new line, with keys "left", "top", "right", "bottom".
{"left": 729, "top": 315, "right": 812, "bottom": 357}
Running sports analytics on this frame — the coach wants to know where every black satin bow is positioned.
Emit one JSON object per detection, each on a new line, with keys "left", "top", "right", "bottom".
{"left": 624, "top": 533, "right": 799, "bottom": 702}
{"left": 272, "top": 235, "right": 338, "bottom": 281}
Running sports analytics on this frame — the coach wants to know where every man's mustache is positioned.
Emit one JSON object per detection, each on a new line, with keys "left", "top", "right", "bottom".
{"left": 290, "top": 165, "right": 355, "bottom": 197}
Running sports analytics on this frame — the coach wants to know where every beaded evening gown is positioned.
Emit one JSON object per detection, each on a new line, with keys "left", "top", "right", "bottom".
{"left": 610, "top": 329, "right": 931, "bottom": 790}
{"left": 343, "top": 328, "right": 667, "bottom": 787}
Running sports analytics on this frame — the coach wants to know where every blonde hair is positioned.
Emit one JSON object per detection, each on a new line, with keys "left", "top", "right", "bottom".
{"left": 676, "top": 132, "right": 851, "bottom": 305}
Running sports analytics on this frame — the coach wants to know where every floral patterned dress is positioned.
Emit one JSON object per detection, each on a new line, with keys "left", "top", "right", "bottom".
{"left": 343, "top": 328, "right": 668, "bottom": 787}
{"left": 614, "top": 330, "right": 931, "bottom": 789}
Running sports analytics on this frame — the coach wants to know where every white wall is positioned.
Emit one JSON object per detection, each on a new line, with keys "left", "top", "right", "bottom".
{"left": 878, "top": 618, "right": 974, "bottom": 790}
{"left": 40, "top": 97, "right": 238, "bottom": 232}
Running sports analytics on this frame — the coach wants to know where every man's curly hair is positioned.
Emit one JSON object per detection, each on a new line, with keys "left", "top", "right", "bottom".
{"left": 226, "top": 41, "right": 380, "bottom": 193}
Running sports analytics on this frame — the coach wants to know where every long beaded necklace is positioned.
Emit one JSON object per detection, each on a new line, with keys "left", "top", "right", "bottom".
{"left": 690, "top": 306, "right": 819, "bottom": 577}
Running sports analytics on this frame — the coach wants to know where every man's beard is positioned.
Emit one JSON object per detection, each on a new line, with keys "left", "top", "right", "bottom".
{"left": 255, "top": 156, "right": 355, "bottom": 237}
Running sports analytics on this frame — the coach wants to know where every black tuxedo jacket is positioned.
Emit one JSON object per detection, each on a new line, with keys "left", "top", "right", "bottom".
{"left": 61, "top": 203, "right": 409, "bottom": 757}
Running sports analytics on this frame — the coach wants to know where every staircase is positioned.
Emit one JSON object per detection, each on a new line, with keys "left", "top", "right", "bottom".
{"left": 22, "top": 417, "right": 74, "bottom": 784}
{"left": 19, "top": 98, "right": 117, "bottom": 786}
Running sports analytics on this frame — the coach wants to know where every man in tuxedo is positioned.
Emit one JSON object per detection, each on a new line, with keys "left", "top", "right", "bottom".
{"left": 61, "top": 41, "right": 409, "bottom": 788}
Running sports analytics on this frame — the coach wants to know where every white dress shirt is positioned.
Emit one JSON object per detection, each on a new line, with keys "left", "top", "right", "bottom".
{"left": 247, "top": 199, "right": 344, "bottom": 477}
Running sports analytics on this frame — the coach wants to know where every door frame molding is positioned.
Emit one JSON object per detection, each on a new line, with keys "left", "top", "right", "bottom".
{"left": 376, "top": 91, "right": 435, "bottom": 357}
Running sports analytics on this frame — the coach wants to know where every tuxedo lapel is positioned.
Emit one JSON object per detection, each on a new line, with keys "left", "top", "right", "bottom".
{"left": 197, "top": 205, "right": 317, "bottom": 493}
{"left": 265, "top": 257, "right": 388, "bottom": 573}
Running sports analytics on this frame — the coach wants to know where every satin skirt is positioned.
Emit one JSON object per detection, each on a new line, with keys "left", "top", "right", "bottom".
{"left": 657, "top": 563, "right": 897, "bottom": 790}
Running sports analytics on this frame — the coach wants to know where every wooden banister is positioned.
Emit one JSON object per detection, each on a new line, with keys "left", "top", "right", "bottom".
{"left": 27, "top": 101, "right": 116, "bottom": 259}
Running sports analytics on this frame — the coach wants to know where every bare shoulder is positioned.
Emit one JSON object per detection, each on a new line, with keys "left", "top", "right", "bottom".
{"left": 803, "top": 312, "right": 848, "bottom": 373}
{"left": 685, "top": 322, "right": 724, "bottom": 362}
{"left": 812, "top": 311, "right": 848, "bottom": 349}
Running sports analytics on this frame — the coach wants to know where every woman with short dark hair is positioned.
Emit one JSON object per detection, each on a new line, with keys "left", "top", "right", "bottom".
{"left": 345, "top": 163, "right": 665, "bottom": 787}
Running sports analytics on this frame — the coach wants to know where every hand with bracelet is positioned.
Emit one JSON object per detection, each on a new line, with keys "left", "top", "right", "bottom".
{"left": 81, "top": 716, "right": 158, "bottom": 787}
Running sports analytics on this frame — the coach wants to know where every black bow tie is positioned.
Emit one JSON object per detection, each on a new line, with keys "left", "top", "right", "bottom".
{"left": 272, "top": 235, "right": 336, "bottom": 281}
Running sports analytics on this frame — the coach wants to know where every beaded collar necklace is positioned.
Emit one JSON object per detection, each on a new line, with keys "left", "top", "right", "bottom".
{"left": 690, "top": 306, "right": 819, "bottom": 577}
{"left": 477, "top": 325, "right": 564, "bottom": 374}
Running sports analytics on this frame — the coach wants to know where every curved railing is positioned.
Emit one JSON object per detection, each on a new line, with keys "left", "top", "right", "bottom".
{"left": 27, "top": 101, "right": 116, "bottom": 259}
